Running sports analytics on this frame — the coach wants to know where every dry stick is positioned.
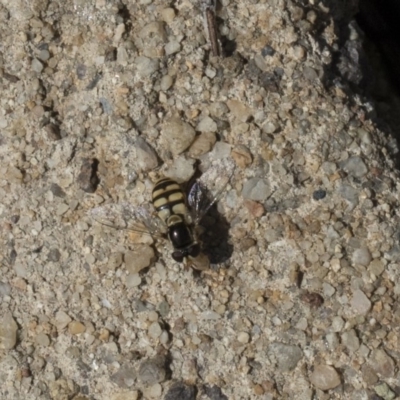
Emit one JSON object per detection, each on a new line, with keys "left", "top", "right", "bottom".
{"left": 202, "top": 0, "right": 220, "bottom": 57}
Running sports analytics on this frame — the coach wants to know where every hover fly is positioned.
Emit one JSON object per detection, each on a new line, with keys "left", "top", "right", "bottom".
{"left": 89, "top": 158, "right": 235, "bottom": 270}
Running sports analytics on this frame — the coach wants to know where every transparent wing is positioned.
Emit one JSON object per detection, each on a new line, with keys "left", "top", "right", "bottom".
{"left": 188, "top": 158, "right": 235, "bottom": 224}
{"left": 89, "top": 202, "right": 167, "bottom": 237}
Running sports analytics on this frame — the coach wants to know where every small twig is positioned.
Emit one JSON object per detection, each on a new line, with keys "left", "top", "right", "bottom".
{"left": 201, "top": 0, "right": 220, "bottom": 57}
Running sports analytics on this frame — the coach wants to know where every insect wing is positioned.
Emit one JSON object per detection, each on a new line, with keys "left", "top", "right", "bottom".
{"left": 188, "top": 158, "right": 235, "bottom": 224}
{"left": 89, "top": 203, "right": 166, "bottom": 237}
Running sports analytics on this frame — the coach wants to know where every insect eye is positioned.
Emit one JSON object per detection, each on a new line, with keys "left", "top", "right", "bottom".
{"left": 189, "top": 244, "right": 201, "bottom": 257}
{"left": 171, "top": 251, "right": 184, "bottom": 262}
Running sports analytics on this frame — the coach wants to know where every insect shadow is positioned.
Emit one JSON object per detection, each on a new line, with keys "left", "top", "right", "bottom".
{"left": 185, "top": 168, "right": 233, "bottom": 267}
{"left": 199, "top": 204, "right": 233, "bottom": 266}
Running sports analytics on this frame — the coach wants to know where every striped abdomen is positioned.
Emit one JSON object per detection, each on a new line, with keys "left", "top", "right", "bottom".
{"left": 152, "top": 178, "right": 188, "bottom": 225}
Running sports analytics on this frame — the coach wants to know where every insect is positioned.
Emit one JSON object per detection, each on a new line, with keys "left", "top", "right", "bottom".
{"left": 89, "top": 159, "right": 235, "bottom": 270}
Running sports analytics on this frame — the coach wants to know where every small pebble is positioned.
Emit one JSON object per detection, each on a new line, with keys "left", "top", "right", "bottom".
{"left": 111, "top": 391, "right": 139, "bottom": 400}
{"left": 350, "top": 289, "right": 371, "bottom": 315}
{"left": 148, "top": 322, "right": 162, "bottom": 339}
{"left": 261, "top": 45, "right": 275, "bottom": 57}
{"left": 313, "top": 189, "right": 326, "bottom": 200}
{"left": 54, "top": 311, "right": 72, "bottom": 330}
{"left": 135, "top": 56, "right": 159, "bottom": 77}
{"left": 160, "top": 75, "right": 173, "bottom": 91}
{"left": 352, "top": 247, "right": 372, "bottom": 267}
{"left": 341, "top": 329, "right": 360, "bottom": 353}
{"left": 50, "top": 183, "right": 66, "bottom": 198}
{"left": 226, "top": 99, "right": 253, "bottom": 122}
{"left": 374, "top": 382, "right": 396, "bottom": 400}
{"left": 108, "top": 252, "right": 123, "bottom": 270}
{"left": 310, "top": 365, "right": 341, "bottom": 390}
{"left": 300, "top": 291, "right": 324, "bottom": 308}
{"left": 331, "top": 316, "right": 344, "bottom": 332}
{"left": 48, "top": 248, "right": 61, "bottom": 262}
{"left": 126, "top": 273, "right": 141, "bottom": 287}
{"left": 196, "top": 116, "right": 217, "bottom": 133}
{"left": 243, "top": 199, "right": 264, "bottom": 217}
{"left": 111, "top": 364, "right": 136, "bottom": 388}
{"left": 31, "top": 58, "right": 44, "bottom": 73}
{"left": 144, "top": 383, "right": 162, "bottom": 398}
{"left": 231, "top": 145, "right": 252, "bottom": 168}
{"left": 164, "top": 382, "right": 196, "bottom": 400}
{"left": 242, "top": 178, "right": 271, "bottom": 201}
{"left": 237, "top": 332, "right": 250, "bottom": 344}
{"left": 188, "top": 132, "right": 216, "bottom": 157}
{"left": 124, "top": 245, "right": 155, "bottom": 274}
{"left": 0, "top": 282, "right": 11, "bottom": 296}
{"left": 0, "top": 314, "right": 18, "bottom": 350}
{"left": 161, "top": 116, "right": 196, "bottom": 155}
{"left": 44, "top": 124, "right": 61, "bottom": 141}
{"left": 164, "top": 40, "right": 180, "bottom": 55}
{"left": 68, "top": 321, "right": 86, "bottom": 335}
{"left": 210, "top": 141, "right": 231, "bottom": 158}
{"left": 135, "top": 137, "right": 158, "bottom": 172}
{"left": 204, "top": 385, "right": 228, "bottom": 400}
{"left": 340, "top": 156, "right": 368, "bottom": 178}
{"left": 369, "top": 349, "right": 395, "bottom": 378}
{"left": 165, "top": 155, "right": 195, "bottom": 182}
{"left": 268, "top": 342, "right": 303, "bottom": 372}
{"left": 138, "top": 356, "right": 167, "bottom": 385}
{"left": 36, "top": 333, "right": 50, "bottom": 346}
{"left": 368, "top": 259, "right": 385, "bottom": 276}
{"left": 56, "top": 203, "right": 69, "bottom": 216}
{"left": 160, "top": 8, "right": 175, "bottom": 24}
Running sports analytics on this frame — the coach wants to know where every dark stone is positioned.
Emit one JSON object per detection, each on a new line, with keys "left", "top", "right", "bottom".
{"left": 50, "top": 183, "right": 66, "bottom": 198}
{"left": 48, "top": 248, "right": 61, "bottom": 262}
{"left": 313, "top": 189, "right": 327, "bottom": 200}
{"left": 203, "top": 385, "right": 228, "bottom": 400}
{"left": 77, "top": 158, "right": 100, "bottom": 193}
{"left": 261, "top": 45, "right": 275, "bottom": 57}
{"left": 164, "top": 382, "right": 196, "bottom": 400}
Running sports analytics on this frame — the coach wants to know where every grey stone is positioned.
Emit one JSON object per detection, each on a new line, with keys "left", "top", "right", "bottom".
{"left": 135, "top": 137, "right": 158, "bottom": 171}
{"left": 242, "top": 178, "right": 271, "bottom": 201}
{"left": 165, "top": 155, "right": 195, "bottom": 182}
{"left": 369, "top": 349, "right": 395, "bottom": 378}
{"left": 268, "top": 342, "right": 303, "bottom": 371}
{"left": 165, "top": 40, "right": 181, "bottom": 55}
{"left": 0, "top": 282, "right": 11, "bottom": 296}
{"left": 138, "top": 356, "right": 166, "bottom": 385}
{"left": 340, "top": 156, "right": 368, "bottom": 178}
{"left": 31, "top": 58, "right": 44, "bottom": 73}
{"left": 0, "top": 314, "right": 18, "bottom": 350}
{"left": 350, "top": 289, "right": 371, "bottom": 315}
{"left": 111, "top": 364, "right": 136, "bottom": 388}
{"left": 341, "top": 329, "right": 360, "bottom": 353}
{"left": 196, "top": 116, "right": 217, "bottom": 133}
{"left": 352, "top": 247, "right": 371, "bottom": 267}
{"left": 48, "top": 248, "right": 61, "bottom": 262}
{"left": 165, "top": 382, "right": 196, "bottom": 400}
{"left": 161, "top": 116, "right": 195, "bottom": 155}
{"left": 135, "top": 56, "right": 159, "bottom": 77}
{"left": 338, "top": 184, "right": 359, "bottom": 206}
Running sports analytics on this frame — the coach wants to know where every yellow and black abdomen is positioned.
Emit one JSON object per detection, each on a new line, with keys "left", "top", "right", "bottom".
{"left": 152, "top": 178, "right": 199, "bottom": 261}
{"left": 152, "top": 178, "right": 188, "bottom": 225}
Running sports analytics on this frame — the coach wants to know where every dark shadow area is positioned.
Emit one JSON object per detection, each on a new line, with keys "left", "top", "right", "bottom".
{"left": 305, "top": 0, "right": 400, "bottom": 166}
{"left": 198, "top": 204, "right": 233, "bottom": 266}
{"left": 356, "top": 0, "right": 400, "bottom": 92}
{"left": 186, "top": 163, "right": 234, "bottom": 267}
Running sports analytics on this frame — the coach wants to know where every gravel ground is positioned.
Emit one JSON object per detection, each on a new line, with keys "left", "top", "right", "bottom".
{"left": 1, "top": 1, "right": 400, "bottom": 399}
